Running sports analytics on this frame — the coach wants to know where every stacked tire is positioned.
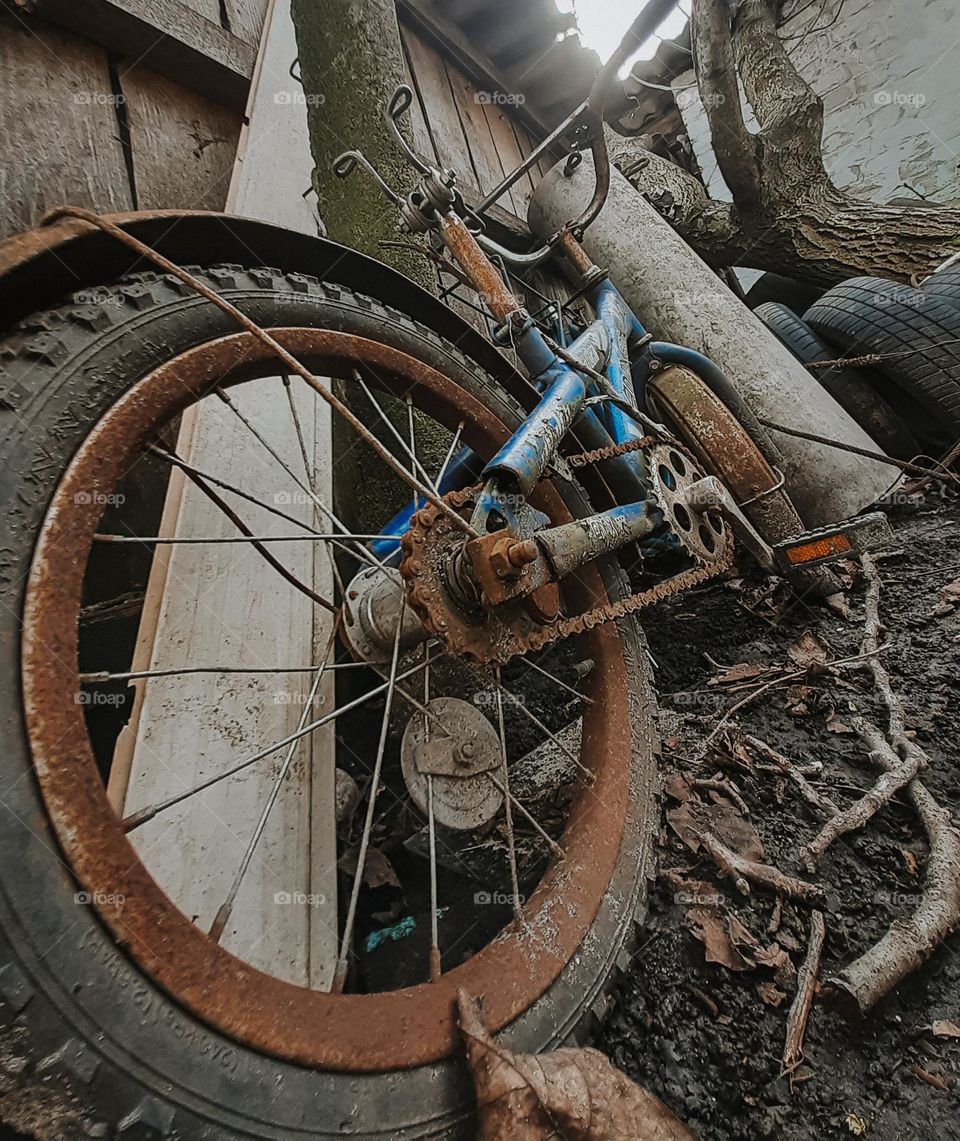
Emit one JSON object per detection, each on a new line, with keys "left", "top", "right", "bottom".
{"left": 754, "top": 270, "right": 960, "bottom": 459}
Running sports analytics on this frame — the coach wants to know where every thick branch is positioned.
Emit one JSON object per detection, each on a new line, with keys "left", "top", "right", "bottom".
{"left": 732, "top": 0, "right": 825, "bottom": 159}
{"left": 611, "top": 138, "right": 749, "bottom": 266}
{"left": 690, "top": 0, "right": 761, "bottom": 202}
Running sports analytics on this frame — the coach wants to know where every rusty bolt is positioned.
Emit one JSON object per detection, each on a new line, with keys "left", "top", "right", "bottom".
{"left": 490, "top": 536, "right": 539, "bottom": 579}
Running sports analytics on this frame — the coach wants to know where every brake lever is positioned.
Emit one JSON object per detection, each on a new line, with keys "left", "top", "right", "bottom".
{"left": 331, "top": 150, "right": 403, "bottom": 206}
{"left": 386, "top": 84, "right": 432, "bottom": 176}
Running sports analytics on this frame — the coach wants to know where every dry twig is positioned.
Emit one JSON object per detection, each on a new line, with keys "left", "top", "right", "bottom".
{"left": 782, "top": 910, "right": 826, "bottom": 1080}
{"left": 800, "top": 720, "right": 926, "bottom": 870}
{"left": 701, "top": 834, "right": 825, "bottom": 904}
{"left": 744, "top": 735, "right": 838, "bottom": 817}
{"left": 826, "top": 761, "right": 960, "bottom": 1014}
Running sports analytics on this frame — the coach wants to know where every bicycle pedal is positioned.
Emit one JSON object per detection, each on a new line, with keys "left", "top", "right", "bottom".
{"left": 772, "top": 512, "right": 893, "bottom": 573}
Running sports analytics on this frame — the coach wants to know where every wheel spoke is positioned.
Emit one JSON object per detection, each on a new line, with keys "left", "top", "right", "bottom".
{"left": 208, "top": 621, "right": 340, "bottom": 944}
{"left": 518, "top": 656, "right": 595, "bottom": 705}
{"left": 93, "top": 532, "right": 395, "bottom": 545}
{"left": 352, "top": 372, "right": 437, "bottom": 495}
{"left": 157, "top": 451, "right": 336, "bottom": 613}
{"left": 213, "top": 386, "right": 388, "bottom": 571}
{"left": 331, "top": 598, "right": 408, "bottom": 993}
{"left": 494, "top": 668, "right": 522, "bottom": 921}
{"left": 121, "top": 656, "right": 431, "bottom": 832}
{"left": 435, "top": 421, "right": 465, "bottom": 487}
{"left": 80, "top": 662, "right": 370, "bottom": 683}
{"left": 148, "top": 443, "right": 376, "bottom": 572}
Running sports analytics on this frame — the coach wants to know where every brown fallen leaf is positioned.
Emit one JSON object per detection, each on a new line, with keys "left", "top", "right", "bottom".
{"left": 755, "top": 943, "right": 797, "bottom": 988}
{"left": 930, "top": 1018, "right": 960, "bottom": 1039}
{"left": 688, "top": 907, "right": 755, "bottom": 971}
{"left": 757, "top": 980, "right": 788, "bottom": 1007}
{"left": 825, "top": 710, "right": 854, "bottom": 735}
{"left": 710, "top": 662, "right": 765, "bottom": 687}
{"left": 928, "top": 580, "right": 960, "bottom": 619}
{"left": 458, "top": 990, "right": 694, "bottom": 1140}
{"left": 788, "top": 631, "right": 831, "bottom": 671}
{"left": 666, "top": 794, "right": 763, "bottom": 860}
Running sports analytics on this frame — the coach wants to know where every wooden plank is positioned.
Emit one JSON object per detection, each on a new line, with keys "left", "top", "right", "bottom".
{"left": 442, "top": 62, "right": 514, "bottom": 205}
{"left": 28, "top": 0, "right": 256, "bottom": 112}
{"left": 402, "top": 28, "right": 474, "bottom": 186}
{"left": 119, "top": 382, "right": 324, "bottom": 985}
{"left": 481, "top": 98, "right": 531, "bottom": 219}
{"left": 117, "top": 0, "right": 337, "bottom": 988}
{"left": 226, "top": 0, "right": 271, "bottom": 46}
{"left": 396, "top": 0, "right": 550, "bottom": 139}
{"left": 122, "top": 65, "right": 242, "bottom": 210}
{"left": 0, "top": 14, "right": 132, "bottom": 238}
{"left": 399, "top": 25, "right": 440, "bottom": 164}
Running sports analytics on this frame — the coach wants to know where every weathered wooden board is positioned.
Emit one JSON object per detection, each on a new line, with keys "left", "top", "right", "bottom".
{"left": 0, "top": 15, "right": 132, "bottom": 237}
{"left": 122, "top": 65, "right": 242, "bottom": 210}
{"left": 401, "top": 28, "right": 475, "bottom": 187}
{"left": 398, "top": 23, "right": 550, "bottom": 223}
{"left": 116, "top": 0, "right": 336, "bottom": 988}
{"left": 27, "top": 0, "right": 257, "bottom": 112}
{"left": 226, "top": 0, "right": 271, "bottom": 46}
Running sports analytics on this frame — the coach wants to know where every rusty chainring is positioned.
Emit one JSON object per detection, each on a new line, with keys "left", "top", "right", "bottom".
{"left": 399, "top": 438, "right": 734, "bottom": 664}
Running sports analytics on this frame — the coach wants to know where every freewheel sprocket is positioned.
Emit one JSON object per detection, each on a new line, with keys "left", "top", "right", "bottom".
{"left": 399, "top": 487, "right": 549, "bottom": 664}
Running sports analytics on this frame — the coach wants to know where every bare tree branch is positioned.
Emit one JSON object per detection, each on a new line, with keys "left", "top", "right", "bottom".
{"left": 690, "top": 0, "right": 761, "bottom": 202}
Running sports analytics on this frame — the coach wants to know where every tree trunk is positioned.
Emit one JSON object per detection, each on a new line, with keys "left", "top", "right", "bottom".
{"left": 291, "top": 0, "right": 439, "bottom": 533}
{"left": 290, "top": 0, "right": 431, "bottom": 290}
{"left": 613, "top": 0, "right": 960, "bottom": 287}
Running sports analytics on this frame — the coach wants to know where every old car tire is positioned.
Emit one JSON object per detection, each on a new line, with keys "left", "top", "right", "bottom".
{"left": 805, "top": 276, "right": 960, "bottom": 451}
{"left": 754, "top": 302, "right": 920, "bottom": 459}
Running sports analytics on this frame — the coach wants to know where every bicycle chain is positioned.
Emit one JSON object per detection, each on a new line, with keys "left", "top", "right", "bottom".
{"left": 399, "top": 437, "right": 734, "bottom": 664}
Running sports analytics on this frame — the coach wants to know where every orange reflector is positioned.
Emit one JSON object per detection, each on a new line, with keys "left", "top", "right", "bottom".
{"left": 784, "top": 533, "right": 853, "bottom": 564}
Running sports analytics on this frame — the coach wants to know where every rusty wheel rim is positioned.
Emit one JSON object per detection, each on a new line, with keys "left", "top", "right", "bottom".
{"left": 21, "top": 328, "right": 634, "bottom": 1072}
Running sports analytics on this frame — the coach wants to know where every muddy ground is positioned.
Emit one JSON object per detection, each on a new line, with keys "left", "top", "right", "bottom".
{"left": 599, "top": 490, "right": 960, "bottom": 1138}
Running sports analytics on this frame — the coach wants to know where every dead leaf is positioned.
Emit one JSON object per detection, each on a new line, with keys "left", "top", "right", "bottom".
{"left": 930, "top": 1019, "right": 960, "bottom": 1039}
{"left": 845, "top": 1113, "right": 868, "bottom": 1136}
{"left": 900, "top": 846, "right": 920, "bottom": 877}
{"left": 664, "top": 773, "right": 693, "bottom": 802}
{"left": 928, "top": 580, "right": 960, "bottom": 619}
{"left": 666, "top": 794, "right": 763, "bottom": 860}
{"left": 757, "top": 980, "right": 788, "bottom": 1007}
{"left": 826, "top": 710, "right": 854, "bottom": 735}
{"left": 710, "top": 662, "right": 764, "bottom": 687}
{"left": 458, "top": 990, "right": 694, "bottom": 1139}
{"left": 755, "top": 943, "right": 797, "bottom": 988}
{"left": 787, "top": 631, "right": 831, "bottom": 671}
{"left": 687, "top": 901, "right": 758, "bottom": 972}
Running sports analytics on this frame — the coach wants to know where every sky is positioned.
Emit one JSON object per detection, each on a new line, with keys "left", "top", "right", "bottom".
{"left": 556, "top": 0, "right": 691, "bottom": 71}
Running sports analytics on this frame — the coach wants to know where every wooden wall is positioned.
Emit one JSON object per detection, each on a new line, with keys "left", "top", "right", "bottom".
{"left": 0, "top": 1, "right": 270, "bottom": 239}
{"left": 399, "top": 20, "right": 551, "bottom": 223}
